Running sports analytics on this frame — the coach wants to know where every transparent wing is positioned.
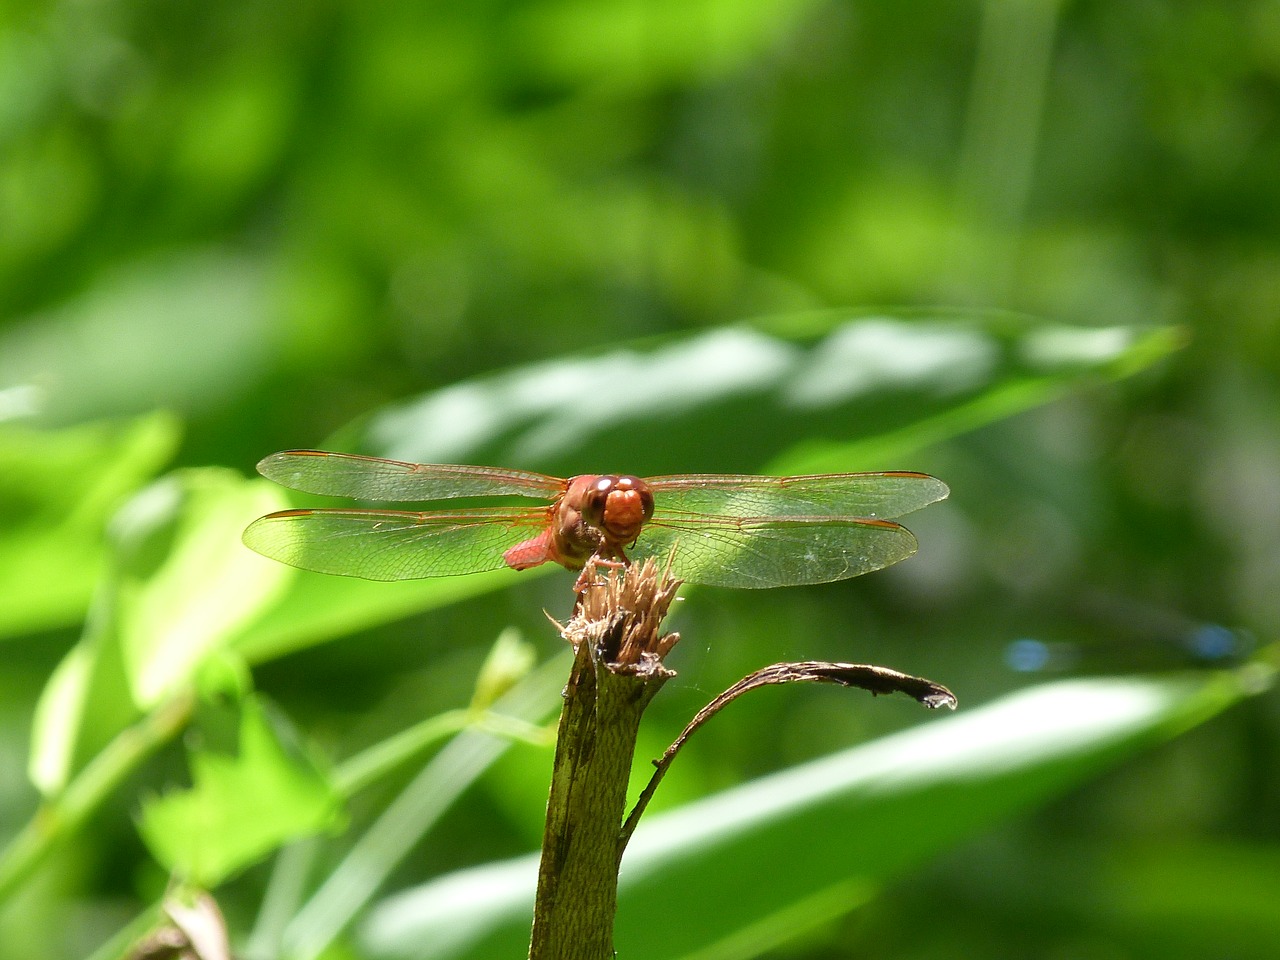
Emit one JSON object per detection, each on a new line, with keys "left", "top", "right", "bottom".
{"left": 630, "top": 515, "right": 918, "bottom": 589}
{"left": 646, "top": 472, "right": 948, "bottom": 521}
{"left": 256, "top": 450, "right": 566, "bottom": 502}
{"left": 242, "top": 507, "right": 551, "bottom": 581}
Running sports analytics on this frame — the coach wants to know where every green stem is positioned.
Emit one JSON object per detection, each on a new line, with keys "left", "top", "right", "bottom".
{"left": 334, "top": 708, "right": 551, "bottom": 797}
{"left": 333, "top": 709, "right": 471, "bottom": 796}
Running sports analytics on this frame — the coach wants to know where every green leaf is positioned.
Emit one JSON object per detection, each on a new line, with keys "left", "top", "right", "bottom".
{"left": 0, "top": 250, "right": 274, "bottom": 425}
{"left": 512, "top": 0, "right": 821, "bottom": 90}
{"left": 26, "top": 643, "right": 95, "bottom": 795}
{"left": 357, "top": 668, "right": 1258, "bottom": 959}
{"left": 469, "top": 628, "right": 539, "bottom": 712}
{"left": 759, "top": 313, "right": 1188, "bottom": 473}
{"left": 1101, "top": 840, "right": 1280, "bottom": 951}
{"left": 111, "top": 470, "right": 292, "bottom": 708}
{"left": 236, "top": 312, "right": 1181, "bottom": 662}
{"left": 343, "top": 311, "right": 1180, "bottom": 477}
{"left": 0, "top": 411, "right": 179, "bottom": 638}
{"left": 233, "top": 565, "right": 532, "bottom": 665}
{"left": 138, "top": 696, "right": 343, "bottom": 887}
{"left": 27, "top": 469, "right": 291, "bottom": 794}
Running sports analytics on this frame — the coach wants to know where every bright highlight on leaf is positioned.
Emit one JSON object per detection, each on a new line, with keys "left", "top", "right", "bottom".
{"left": 111, "top": 470, "right": 292, "bottom": 708}
{"left": 0, "top": 411, "right": 179, "bottom": 638}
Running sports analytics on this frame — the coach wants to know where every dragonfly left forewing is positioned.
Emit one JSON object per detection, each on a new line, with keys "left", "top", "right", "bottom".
{"left": 256, "top": 450, "right": 565, "bottom": 502}
{"left": 631, "top": 515, "right": 918, "bottom": 589}
{"left": 646, "top": 472, "right": 948, "bottom": 521}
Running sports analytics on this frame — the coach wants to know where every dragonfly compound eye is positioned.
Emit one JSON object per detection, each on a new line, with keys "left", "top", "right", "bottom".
{"left": 578, "top": 477, "right": 612, "bottom": 525}
{"left": 600, "top": 476, "right": 654, "bottom": 540}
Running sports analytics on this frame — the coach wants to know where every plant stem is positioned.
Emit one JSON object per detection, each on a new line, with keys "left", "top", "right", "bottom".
{"left": 527, "top": 639, "right": 664, "bottom": 959}
{"left": 526, "top": 558, "right": 680, "bottom": 958}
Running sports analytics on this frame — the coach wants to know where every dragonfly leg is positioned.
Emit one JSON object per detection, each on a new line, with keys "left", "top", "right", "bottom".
{"left": 571, "top": 554, "right": 630, "bottom": 595}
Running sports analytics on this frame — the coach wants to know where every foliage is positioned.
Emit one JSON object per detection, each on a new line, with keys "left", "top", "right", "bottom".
{"left": 137, "top": 696, "right": 342, "bottom": 889}
{"left": 2, "top": 1, "right": 1278, "bottom": 959}
{"left": 364, "top": 673, "right": 1255, "bottom": 960}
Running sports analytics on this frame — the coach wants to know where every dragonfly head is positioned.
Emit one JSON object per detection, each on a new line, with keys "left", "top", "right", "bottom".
{"left": 574, "top": 474, "right": 655, "bottom": 545}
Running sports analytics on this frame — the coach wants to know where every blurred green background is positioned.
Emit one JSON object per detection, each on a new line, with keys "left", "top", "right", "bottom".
{"left": 1, "top": 0, "right": 1278, "bottom": 958}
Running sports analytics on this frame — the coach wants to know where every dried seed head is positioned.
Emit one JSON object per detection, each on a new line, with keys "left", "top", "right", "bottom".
{"left": 559, "top": 556, "right": 682, "bottom": 672}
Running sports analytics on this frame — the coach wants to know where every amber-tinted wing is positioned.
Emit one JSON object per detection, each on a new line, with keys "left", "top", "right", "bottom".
{"left": 630, "top": 514, "right": 919, "bottom": 588}
{"left": 630, "top": 472, "right": 946, "bottom": 588}
{"left": 242, "top": 507, "right": 551, "bottom": 581}
{"left": 645, "top": 471, "right": 948, "bottom": 521}
{"left": 256, "top": 450, "right": 566, "bottom": 502}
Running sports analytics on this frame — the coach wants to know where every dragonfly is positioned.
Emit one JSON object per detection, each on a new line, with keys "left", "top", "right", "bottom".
{"left": 242, "top": 450, "right": 949, "bottom": 589}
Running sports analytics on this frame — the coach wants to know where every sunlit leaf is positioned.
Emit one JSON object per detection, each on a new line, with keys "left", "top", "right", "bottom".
{"left": 138, "top": 696, "right": 343, "bottom": 887}
{"left": 25, "top": 470, "right": 292, "bottom": 794}
{"left": 0, "top": 411, "right": 179, "bottom": 638}
{"left": 470, "top": 628, "right": 539, "bottom": 711}
{"left": 232, "top": 565, "right": 532, "bottom": 664}
{"left": 0, "top": 251, "right": 274, "bottom": 425}
{"left": 512, "top": 0, "right": 821, "bottom": 90}
{"left": 344, "top": 312, "right": 1180, "bottom": 478}
{"left": 275, "top": 653, "right": 568, "bottom": 960}
{"left": 110, "top": 470, "right": 292, "bottom": 708}
{"left": 26, "top": 643, "right": 94, "bottom": 795}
